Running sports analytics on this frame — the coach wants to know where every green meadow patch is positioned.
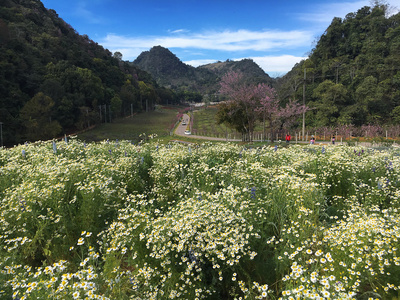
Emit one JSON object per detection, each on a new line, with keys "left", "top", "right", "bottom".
{"left": 78, "top": 109, "right": 179, "bottom": 142}
{"left": 192, "top": 107, "right": 239, "bottom": 138}
{"left": 192, "top": 107, "right": 276, "bottom": 141}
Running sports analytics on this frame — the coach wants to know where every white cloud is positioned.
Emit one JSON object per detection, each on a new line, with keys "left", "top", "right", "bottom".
{"left": 389, "top": 0, "right": 400, "bottom": 11}
{"left": 296, "top": 1, "right": 367, "bottom": 25}
{"left": 183, "top": 55, "right": 306, "bottom": 77}
{"left": 108, "top": 47, "right": 147, "bottom": 61}
{"left": 297, "top": 0, "right": 400, "bottom": 30}
{"left": 248, "top": 55, "right": 307, "bottom": 77}
{"left": 100, "top": 28, "right": 313, "bottom": 61}
{"left": 184, "top": 59, "right": 220, "bottom": 67}
{"left": 168, "top": 29, "right": 190, "bottom": 34}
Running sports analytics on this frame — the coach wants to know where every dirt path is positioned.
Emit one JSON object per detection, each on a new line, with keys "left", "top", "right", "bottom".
{"left": 174, "top": 114, "right": 241, "bottom": 141}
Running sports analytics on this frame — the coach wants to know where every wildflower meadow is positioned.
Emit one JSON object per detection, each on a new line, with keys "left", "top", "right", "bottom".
{"left": 0, "top": 138, "right": 399, "bottom": 300}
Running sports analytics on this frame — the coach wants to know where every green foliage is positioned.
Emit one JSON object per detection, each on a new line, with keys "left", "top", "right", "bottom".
{"left": 216, "top": 101, "right": 249, "bottom": 135}
{"left": 20, "top": 92, "right": 62, "bottom": 140}
{"left": 278, "top": 4, "right": 400, "bottom": 128}
{"left": 391, "top": 105, "right": 400, "bottom": 123}
{"left": 0, "top": 0, "right": 173, "bottom": 146}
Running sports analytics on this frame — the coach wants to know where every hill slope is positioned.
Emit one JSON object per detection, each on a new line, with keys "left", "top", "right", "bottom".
{"left": 133, "top": 45, "right": 202, "bottom": 89}
{"left": 133, "top": 46, "right": 275, "bottom": 95}
{"left": 0, "top": 0, "right": 173, "bottom": 146}
{"left": 277, "top": 3, "right": 400, "bottom": 127}
{"left": 199, "top": 58, "right": 275, "bottom": 87}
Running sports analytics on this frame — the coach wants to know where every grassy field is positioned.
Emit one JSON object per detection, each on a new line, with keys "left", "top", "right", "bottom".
{"left": 74, "top": 106, "right": 368, "bottom": 146}
{"left": 74, "top": 106, "right": 334, "bottom": 146}
{"left": 74, "top": 106, "right": 293, "bottom": 145}
{"left": 75, "top": 106, "right": 243, "bottom": 144}
{"left": 192, "top": 106, "right": 274, "bottom": 140}
{"left": 192, "top": 106, "right": 240, "bottom": 139}
{"left": 77, "top": 108, "right": 179, "bottom": 142}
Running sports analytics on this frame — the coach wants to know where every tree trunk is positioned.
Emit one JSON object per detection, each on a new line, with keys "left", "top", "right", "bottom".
{"left": 263, "top": 113, "right": 265, "bottom": 142}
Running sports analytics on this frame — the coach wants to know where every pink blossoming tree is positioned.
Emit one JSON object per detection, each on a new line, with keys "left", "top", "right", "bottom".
{"left": 217, "top": 71, "right": 308, "bottom": 141}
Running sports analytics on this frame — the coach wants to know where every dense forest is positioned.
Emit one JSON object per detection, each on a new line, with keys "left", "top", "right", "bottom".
{"left": 277, "top": 3, "right": 400, "bottom": 128}
{"left": 0, "top": 0, "right": 178, "bottom": 146}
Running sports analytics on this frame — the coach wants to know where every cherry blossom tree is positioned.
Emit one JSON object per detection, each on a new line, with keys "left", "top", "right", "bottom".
{"left": 218, "top": 71, "right": 308, "bottom": 141}
{"left": 217, "top": 71, "right": 259, "bottom": 141}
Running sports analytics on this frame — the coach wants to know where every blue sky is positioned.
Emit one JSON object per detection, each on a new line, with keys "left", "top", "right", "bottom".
{"left": 41, "top": 0, "right": 400, "bottom": 77}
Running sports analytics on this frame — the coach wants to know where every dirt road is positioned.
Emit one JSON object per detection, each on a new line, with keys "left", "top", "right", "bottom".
{"left": 174, "top": 114, "right": 241, "bottom": 141}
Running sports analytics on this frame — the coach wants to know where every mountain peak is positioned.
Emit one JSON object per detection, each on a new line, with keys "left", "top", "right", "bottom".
{"left": 133, "top": 46, "right": 275, "bottom": 93}
{"left": 133, "top": 46, "right": 195, "bottom": 86}
{"left": 136, "top": 45, "right": 179, "bottom": 62}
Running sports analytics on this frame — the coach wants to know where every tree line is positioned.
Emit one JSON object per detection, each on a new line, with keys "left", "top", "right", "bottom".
{"left": 277, "top": 3, "right": 400, "bottom": 128}
{"left": 0, "top": 0, "right": 179, "bottom": 146}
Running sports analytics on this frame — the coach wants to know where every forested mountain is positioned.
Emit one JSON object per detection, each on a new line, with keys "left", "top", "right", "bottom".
{"left": 277, "top": 3, "right": 400, "bottom": 127}
{"left": 199, "top": 58, "right": 275, "bottom": 87}
{"left": 133, "top": 46, "right": 199, "bottom": 88}
{"left": 0, "top": 0, "right": 177, "bottom": 146}
{"left": 133, "top": 46, "right": 274, "bottom": 100}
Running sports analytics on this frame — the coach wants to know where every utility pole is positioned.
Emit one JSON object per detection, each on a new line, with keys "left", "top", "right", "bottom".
{"left": 302, "top": 68, "right": 306, "bottom": 141}
{"left": 0, "top": 122, "right": 3, "bottom": 147}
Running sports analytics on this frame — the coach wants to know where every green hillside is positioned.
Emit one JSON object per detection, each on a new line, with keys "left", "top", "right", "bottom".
{"left": 199, "top": 58, "right": 275, "bottom": 87}
{"left": 277, "top": 3, "right": 400, "bottom": 127}
{"left": 0, "top": 0, "right": 177, "bottom": 146}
